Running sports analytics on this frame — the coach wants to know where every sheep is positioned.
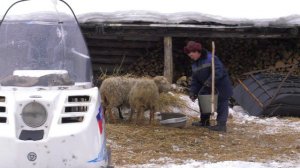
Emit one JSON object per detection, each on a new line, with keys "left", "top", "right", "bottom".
{"left": 100, "top": 75, "right": 172, "bottom": 124}
{"left": 99, "top": 76, "right": 137, "bottom": 123}
{"left": 152, "top": 76, "right": 172, "bottom": 93}
{"left": 129, "top": 76, "right": 172, "bottom": 124}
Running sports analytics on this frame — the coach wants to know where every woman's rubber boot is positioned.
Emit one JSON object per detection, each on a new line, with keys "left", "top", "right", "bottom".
{"left": 192, "top": 114, "right": 210, "bottom": 127}
{"left": 192, "top": 120, "right": 210, "bottom": 127}
{"left": 208, "top": 121, "right": 227, "bottom": 132}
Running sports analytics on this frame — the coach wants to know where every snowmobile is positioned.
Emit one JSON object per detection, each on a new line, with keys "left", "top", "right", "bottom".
{"left": 0, "top": 0, "right": 111, "bottom": 167}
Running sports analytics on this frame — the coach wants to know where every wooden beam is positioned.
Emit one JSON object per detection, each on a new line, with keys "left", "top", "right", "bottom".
{"left": 89, "top": 48, "right": 144, "bottom": 57}
{"left": 91, "top": 56, "right": 136, "bottom": 64}
{"left": 83, "top": 24, "right": 299, "bottom": 38}
{"left": 86, "top": 39, "right": 159, "bottom": 49}
{"left": 163, "top": 36, "right": 173, "bottom": 83}
{"left": 99, "top": 29, "right": 296, "bottom": 38}
{"left": 84, "top": 34, "right": 162, "bottom": 41}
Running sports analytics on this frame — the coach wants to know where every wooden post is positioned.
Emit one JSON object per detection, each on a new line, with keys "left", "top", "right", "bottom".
{"left": 163, "top": 36, "right": 173, "bottom": 83}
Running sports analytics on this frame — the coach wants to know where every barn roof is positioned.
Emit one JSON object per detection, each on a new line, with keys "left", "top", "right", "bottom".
{"left": 1, "top": 0, "right": 300, "bottom": 27}
{"left": 77, "top": 11, "right": 300, "bottom": 28}
{"left": 1, "top": 0, "right": 300, "bottom": 38}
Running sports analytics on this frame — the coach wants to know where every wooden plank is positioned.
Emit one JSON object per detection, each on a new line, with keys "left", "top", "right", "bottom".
{"left": 163, "top": 36, "right": 173, "bottom": 83}
{"left": 86, "top": 39, "right": 159, "bottom": 49}
{"left": 89, "top": 48, "right": 145, "bottom": 57}
{"left": 237, "top": 79, "right": 263, "bottom": 108}
{"left": 84, "top": 34, "right": 162, "bottom": 41}
{"left": 84, "top": 26, "right": 298, "bottom": 38}
{"left": 91, "top": 56, "right": 136, "bottom": 64}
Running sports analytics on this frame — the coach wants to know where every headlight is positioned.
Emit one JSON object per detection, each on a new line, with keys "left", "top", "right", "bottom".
{"left": 22, "top": 102, "right": 47, "bottom": 128}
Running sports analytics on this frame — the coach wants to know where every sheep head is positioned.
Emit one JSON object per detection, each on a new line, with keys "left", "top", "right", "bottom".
{"left": 153, "top": 76, "right": 172, "bottom": 93}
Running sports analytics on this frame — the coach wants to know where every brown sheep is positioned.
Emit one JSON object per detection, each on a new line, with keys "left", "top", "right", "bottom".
{"left": 99, "top": 76, "right": 136, "bottom": 123}
{"left": 129, "top": 76, "right": 171, "bottom": 124}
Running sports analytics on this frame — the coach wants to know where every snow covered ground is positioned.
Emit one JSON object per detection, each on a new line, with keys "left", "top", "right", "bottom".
{"left": 123, "top": 94, "right": 300, "bottom": 168}
{"left": 126, "top": 159, "right": 300, "bottom": 168}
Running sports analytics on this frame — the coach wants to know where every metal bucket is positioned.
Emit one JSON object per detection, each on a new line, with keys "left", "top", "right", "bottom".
{"left": 198, "top": 86, "right": 218, "bottom": 114}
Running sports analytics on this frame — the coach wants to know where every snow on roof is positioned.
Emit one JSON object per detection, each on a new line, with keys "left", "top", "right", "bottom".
{"left": 77, "top": 11, "right": 300, "bottom": 27}
{"left": 70, "top": 0, "right": 300, "bottom": 27}
{"left": 1, "top": 0, "right": 300, "bottom": 27}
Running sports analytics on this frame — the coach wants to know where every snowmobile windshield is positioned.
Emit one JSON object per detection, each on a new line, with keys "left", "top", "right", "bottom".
{"left": 0, "top": 0, "right": 92, "bottom": 86}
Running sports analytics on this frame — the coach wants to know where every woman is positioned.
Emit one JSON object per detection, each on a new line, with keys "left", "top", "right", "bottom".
{"left": 184, "top": 41, "right": 233, "bottom": 132}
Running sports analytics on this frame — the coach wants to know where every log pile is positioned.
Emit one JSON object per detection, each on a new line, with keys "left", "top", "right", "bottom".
{"left": 126, "top": 47, "right": 191, "bottom": 80}
{"left": 110, "top": 38, "right": 300, "bottom": 89}
{"left": 127, "top": 49, "right": 164, "bottom": 77}
{"left": 199, "top": 38, "right": 300, "bottom": 80}
{"left": 174, "top": 38, "right": 300, "bottom": 88}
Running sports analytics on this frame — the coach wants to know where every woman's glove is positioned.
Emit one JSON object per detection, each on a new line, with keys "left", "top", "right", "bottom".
{"left": 203, "top": 80, "right": 211, "bottom": 88}
{"left": 189, "top": 93, "right": 197, "bottom": 102}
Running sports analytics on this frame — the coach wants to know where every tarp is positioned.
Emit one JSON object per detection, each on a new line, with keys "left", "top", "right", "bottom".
{"left": 233, "top": 73, "right": 300, "bottom": 117}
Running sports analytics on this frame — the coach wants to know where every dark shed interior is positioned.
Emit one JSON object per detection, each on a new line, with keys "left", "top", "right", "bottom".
{"left": 79, "top": 22, "right": 300, "bottom": 85}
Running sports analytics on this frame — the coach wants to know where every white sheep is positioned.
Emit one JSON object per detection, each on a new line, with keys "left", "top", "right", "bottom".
{"left": 99, "top": 76, "right": 136, "bottom": 123}
{"left": 129, "top": 76, "right": 171, "bottom": 124}
{"left": 100, "top": 76, "right": 172, "bottom": 124}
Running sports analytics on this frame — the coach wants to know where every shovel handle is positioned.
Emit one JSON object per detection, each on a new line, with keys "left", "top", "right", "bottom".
{"left": 211, "top": 41, "right": 215, "bottom": 113}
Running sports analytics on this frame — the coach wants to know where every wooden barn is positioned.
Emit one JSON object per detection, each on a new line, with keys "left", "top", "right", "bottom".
{"left": 77, "top": 11, "right": 300, "bottom": 85}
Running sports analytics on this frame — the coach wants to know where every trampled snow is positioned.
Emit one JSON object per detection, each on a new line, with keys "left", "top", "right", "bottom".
{"left": 126, "top": 94, "right": 300, "bottom": 168}
{"left": 125, "top": 159, "right": 300, "bottom": 168}
{"left": 179, "top": 94, "right": 300, "bottom": 135}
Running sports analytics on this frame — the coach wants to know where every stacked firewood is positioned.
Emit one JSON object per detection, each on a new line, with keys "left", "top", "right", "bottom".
{"left": 127, "top": 49, "right": 164, "bottom": 77}
{"left": 126, "top": 38, "right": 300, "bottom": 88}
{"left": 174, "top": 38, "right": 300, "bottom": 88}
{"left": 196, "top": 38, "right": 300, "bottom": 83}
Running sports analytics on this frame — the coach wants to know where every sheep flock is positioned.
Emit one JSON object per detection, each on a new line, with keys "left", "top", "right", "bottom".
{"left": 100, "top": 76, "right": 172, "bottom": 124}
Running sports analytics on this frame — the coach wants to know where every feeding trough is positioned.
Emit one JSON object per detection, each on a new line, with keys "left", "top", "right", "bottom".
{"left": 159, "top": 112, "right": 187, "bottom": 128}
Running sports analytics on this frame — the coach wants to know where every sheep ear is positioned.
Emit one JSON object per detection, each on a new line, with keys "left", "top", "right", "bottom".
{"left": 153, "top": 76, "right": 159, "bottom": 83}
{"left": 153, "top": 76, "right": 163, "bottom": 82}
